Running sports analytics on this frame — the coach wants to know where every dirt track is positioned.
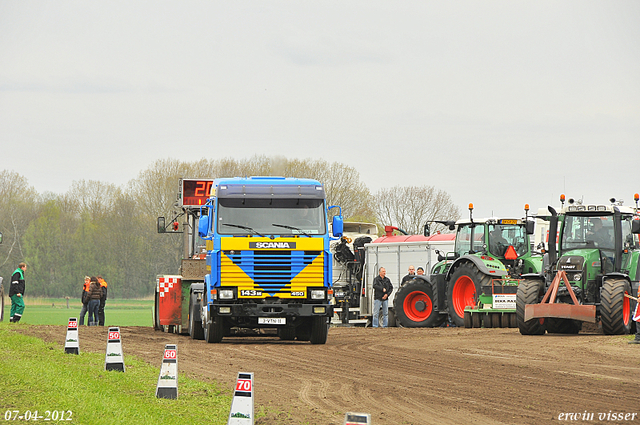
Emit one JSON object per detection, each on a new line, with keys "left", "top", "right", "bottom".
{"left": 17, "top": 324, "right": 640, "bottom": 425}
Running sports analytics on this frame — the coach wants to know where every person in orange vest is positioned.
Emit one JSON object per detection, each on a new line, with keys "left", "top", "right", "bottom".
{"left": 97, "top": 275, "right": 108, "bottom": 326}
{"left": 79, "top": 276, "right": 91, "bottom": 325}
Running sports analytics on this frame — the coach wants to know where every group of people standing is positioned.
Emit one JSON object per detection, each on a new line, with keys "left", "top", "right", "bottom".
{"left": 80, "top": 275, "right": 108, "bottom": 326}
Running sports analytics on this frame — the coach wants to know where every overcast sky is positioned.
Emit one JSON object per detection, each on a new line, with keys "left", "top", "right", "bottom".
{"left": 1, "top": 1, "right": 638, "bottom": 219}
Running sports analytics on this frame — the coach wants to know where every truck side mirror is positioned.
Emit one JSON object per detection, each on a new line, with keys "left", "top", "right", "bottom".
{"left": 423, "top": 224, "right": 431, "bottom": 237}
{"left": 632, "top": 220, "right": 640, "bottom": 234}
{"left": 332, "top": 215, "right": 343, "bottom": 238}
{"left": 157, "top": 217, "right": 166, "bottom": 233}
{"left": 198, "top": 212, "right": 210, "bottom": 238}
{"left": 525, "top": 220, "right": 535, "bottom": 235}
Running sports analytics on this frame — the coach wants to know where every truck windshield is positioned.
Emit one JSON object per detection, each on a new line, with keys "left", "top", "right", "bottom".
{"left": 561, "top": 214, "right": 615, "bottom": 251}
{"left": 488, "top": 224, "right": 527, "bottom": 256}
{"left": 217, "top": 198, "right": 326, "bottom": 236}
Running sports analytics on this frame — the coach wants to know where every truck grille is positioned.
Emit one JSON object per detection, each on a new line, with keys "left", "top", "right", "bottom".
{"left": 221, "top": 250, "right": 324, "bottom": 291}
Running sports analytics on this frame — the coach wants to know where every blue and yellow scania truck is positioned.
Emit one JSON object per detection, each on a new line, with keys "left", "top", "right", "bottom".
{"left": 155, "top": 177, "right": 343, "bottom": 344}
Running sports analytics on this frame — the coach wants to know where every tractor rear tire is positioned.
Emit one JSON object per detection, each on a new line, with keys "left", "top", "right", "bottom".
{"left": 447, "top": 262, "right": 491, "bottom": 327}
{"left": 204, "top": 317, "right": 224, "bottom": 343}
{"left": 394, "top": 280, "right": 445, "bottom": 327}
{"left": 545, "top": 318, "right": 581, "bottom": 334}
{"left": 516, "top": 278, "right": 546, "bottom": 335}
{"left": 601, "top": 278, "right": 632, "bottom": 335}
{"left": 188, "top": 294, "right": 205, "bottom": 340}
{"left": 464, "top": 311, "right": 472, "bottom": 328}
{"left": 309, "top": 316, "right": 329, "bottom": 344}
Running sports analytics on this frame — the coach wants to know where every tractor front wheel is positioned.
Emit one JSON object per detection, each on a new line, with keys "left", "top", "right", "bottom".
{"left": 394, "top": 280, "right": 445, "bottom": 327}
{"left": 601, "top": 278, "right": 632, "bottom": 335}
{"left": 447, "top": 263, "right": 490, "bottom": 327}
{"left": 516, "top": 278, "right": 545, "bottom": 335}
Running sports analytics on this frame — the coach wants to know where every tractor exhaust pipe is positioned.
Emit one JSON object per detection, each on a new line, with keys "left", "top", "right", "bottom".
{"left": 547, "top": 206, "right": 558, "bottom": 266}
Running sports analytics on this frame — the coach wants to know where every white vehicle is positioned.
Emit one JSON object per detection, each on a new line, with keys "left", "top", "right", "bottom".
{"left": 331, "top": 224, "right": 455, "bottom": 326}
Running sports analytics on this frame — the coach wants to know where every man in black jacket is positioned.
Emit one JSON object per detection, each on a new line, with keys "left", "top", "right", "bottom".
{"left": 9, "top": 262, "right": 27, "bottom": 323}
{"left": 372, "top": 267, "right": 393, "bottom": 328}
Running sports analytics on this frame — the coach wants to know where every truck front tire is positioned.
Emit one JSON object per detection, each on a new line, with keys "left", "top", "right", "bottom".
{"left": 516, "top": 278, "right": 545, "bottom": 335}
{"left": 601, "top": 278, "right": 633, "bottom": 335}
{"left": 204, "top": 317, "right": 224, "bottom": 343}
{"left": 393, "top": 280, "right": 445, "bottom": 327}
{"left": 309, "top": 316, "right": 329, "bottom": 344}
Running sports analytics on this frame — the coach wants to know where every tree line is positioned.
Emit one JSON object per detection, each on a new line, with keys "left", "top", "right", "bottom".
{"left": 0, "top": 156, "right": 460, "bottom": 298}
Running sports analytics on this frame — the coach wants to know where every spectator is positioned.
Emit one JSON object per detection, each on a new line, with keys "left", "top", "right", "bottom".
{"left": 372, "top": 267, "right": 393, "bottom": 328}
{"left": 88, "top": 277, "right": 102, "bottom": 326}
{"left": 97, "top": 275, "right": 108, "bottom": 326}
{"left": 417, "top": 267, "right": 425, "bottom": 276}
{"left": 79, "top": 276, "right": 91, "bottom": 326}
{"left": 401, "top": 265, "right": 416, "bottom": 285}
{"left": 9, "top": 262, "right": 27, "bottom": 323}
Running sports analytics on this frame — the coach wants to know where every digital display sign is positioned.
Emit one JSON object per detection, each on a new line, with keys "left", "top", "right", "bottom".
{"left": 181, "top": 179, "right": 214, "bottom": 206}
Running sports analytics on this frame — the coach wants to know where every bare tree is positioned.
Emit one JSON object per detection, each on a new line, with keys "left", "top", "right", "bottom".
{"left": 374, "top": 185, "right": 460, "bottom": 235}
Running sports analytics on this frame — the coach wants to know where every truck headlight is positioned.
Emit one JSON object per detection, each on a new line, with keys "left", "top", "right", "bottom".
{"left": 310, "top": 289, "right": 325, "bottom": 300}
{"left": 573, "top": 273, "right": 582, "bottom": 282}
{"left": 219, "top": 289, "right": 234, "bottom": 300}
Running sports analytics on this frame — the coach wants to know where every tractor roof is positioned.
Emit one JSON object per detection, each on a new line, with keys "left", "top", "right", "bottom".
{"left": 454, "top": 217, "right": 526, "bottom": 226}
{"left": 561, "top": 204, "right": 637, "bottom": 215}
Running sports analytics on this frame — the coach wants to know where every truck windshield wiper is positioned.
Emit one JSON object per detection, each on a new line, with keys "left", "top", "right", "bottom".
{"left": 271, "top": 223, "right": 311, "bottom": 237}
{"left": 223, "top": 223, "right": 265, "bottom": 237}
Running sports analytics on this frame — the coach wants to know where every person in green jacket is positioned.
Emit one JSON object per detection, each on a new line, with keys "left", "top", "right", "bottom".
{"left": 9, "top": 262, "right": 27, "bottom": 323}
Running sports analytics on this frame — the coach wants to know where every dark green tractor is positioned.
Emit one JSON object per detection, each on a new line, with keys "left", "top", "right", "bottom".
{"left": 401, "top": 204, "right": 543, "bottom": 328}
{"left": 517, "top": 195, "right": 640, "bottom": 335}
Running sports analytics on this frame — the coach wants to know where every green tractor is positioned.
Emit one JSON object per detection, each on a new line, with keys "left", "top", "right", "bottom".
{"left": 424, "top": 204, "right": 543, "bottom": 328}
{"left": 517, "top": 195, "right": 640, "bottom": 335}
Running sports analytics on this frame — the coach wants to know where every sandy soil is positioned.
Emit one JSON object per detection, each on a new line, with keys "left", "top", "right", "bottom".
{"left": 15, "top": 324, "right": 640, "bottom": 425}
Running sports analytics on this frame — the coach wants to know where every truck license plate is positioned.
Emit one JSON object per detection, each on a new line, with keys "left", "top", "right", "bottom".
{"left": 258, "top": 317, "right": 286, "bottom": 325}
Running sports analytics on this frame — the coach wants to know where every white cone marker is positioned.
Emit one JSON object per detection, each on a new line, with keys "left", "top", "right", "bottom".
{"left": 156, "top": 344, "right": 178, "bottom": 399}
{"left": 227, "top": 372, "right": 254, "bottom": 425}
{"left": 105, "top": 327, "right": 125, "bottom": 372}
{"left": 64, "top": 317, "right": 79, "bottom": 354}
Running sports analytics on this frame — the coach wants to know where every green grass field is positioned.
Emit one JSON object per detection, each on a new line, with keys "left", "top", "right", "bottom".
{"left": 3, "top": 297, "right": 154, "bottom": 326}
{"left": 0, "top": 323, "right": 236, "bottom": 424}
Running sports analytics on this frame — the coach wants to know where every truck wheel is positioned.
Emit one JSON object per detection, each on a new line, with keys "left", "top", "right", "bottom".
{"left": 188, "top": 295, "right": 205, "bottom": 340}
{"left": 296, "top": 323, "right": 311, "bottom": 341}
{"left": 516, "top": 278, "right": 545, "bottom": 335}
{"left": 204, "top": 317, "right": 224, "bottom": 343}
{"left": 394, "top": 280, "right": 445, "bottom": 327}
{"left": 309, "top": 316, "right": 329, "bottom": 344}
{"left": 463, "top": 311, "right": 472, "bottom": 328}
{"left": 153, "top": 289, "right": 161, "bottom": 330}
{"left": 387, "top": 308, "right": 397, "bottom": 327}
{"left": 601, "top": 278, "right": 632, "bottom": 335}
{"left": 447, "top": 263, "right": 490, "bottom": 327}
{"left": 545, "top": 318, "right": 581, "bottom": 334}
{"left": 278, "top": 327, "right": 296, "bottom": 341}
